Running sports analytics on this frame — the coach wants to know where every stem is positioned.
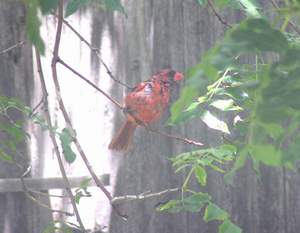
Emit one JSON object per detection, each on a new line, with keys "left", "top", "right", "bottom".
{"left": 182, "top": 167, "right": 194, "bottom": 191}
{"left": 52, "top": 13, "right": 132, "bottom": 89}
{"left": 50, "top": 6, "right": 127, "bottom": 220}
{"left": 207, "top": 0, "right": 231, "bottom": 28}
{"left": 0, "top": 41, "right": 25, "bottom": 54}
{"left": 269, "top": 0, "right": 300, "bottom": 35}
{"left": 41, "top": 0, "right": 86, "bottom": 231}
{"left": 57, "top": 58, "right": 123, "bottom": 110}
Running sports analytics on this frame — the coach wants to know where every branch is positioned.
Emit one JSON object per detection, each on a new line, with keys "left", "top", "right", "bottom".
{"left": 0, "top": 41, "right": 25, "bottom": 55}
{"left": 49, "top": 8, "right": 127, "bottom": 220}
{"left": 22, "top": 179, "right": 74, "bottom": 217}
{"left": 146, "top": 127, "right": 205, "bottom": 147}
{"left": 207, "top": 0, "right": 231, "bottom": 28}
{"left": 25, "top": 191, "right": 74, "bottom": 216}
{"left": 57, "top": 58, "right": 123, "bottom": 110}
{"left": 56, "top": 57, "right": 204, "bottom": 148}
{"left": 111, "top": 188, "right": 180, "bottom": 205}
{"left": 52, "top": 13, "right": 132, "bottom": 89}
{"left": 40, "top": 1, "right": 86, "bottom": 231}
{"left": 269, "top": 0, "right": 300, "bottom": 35}
{"left": 18, "top": 167, "right": 74, "bottom": 216}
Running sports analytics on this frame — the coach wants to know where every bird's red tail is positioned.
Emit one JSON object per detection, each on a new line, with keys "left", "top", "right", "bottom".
{"left": 108, "top": 119, "right": 137, "bottom": 151}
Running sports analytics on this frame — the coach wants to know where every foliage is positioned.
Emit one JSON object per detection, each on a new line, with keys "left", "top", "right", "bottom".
{"left": 59, "top": 128, "right": 77, "bottom": 163}
{"left": 23, "top": 0, "right": 126, "bottom": 54}
{"left": 161, "top": 1, "right": 300, "bottom": 232}
{"left": 0, "top": 96, "right": 78, "bottom": 164}
{"left": 74, "top": 177, "right": 92, "bottom": 203}
{"left": 7, "top": 0, "right": 300, "bottom": 232}
{"left": 157, "top": 144, "right": 238, "bottom": 230}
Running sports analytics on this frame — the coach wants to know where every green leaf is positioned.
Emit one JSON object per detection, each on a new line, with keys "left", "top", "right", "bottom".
{"left": 204, "top": 203, "right": 228, "bottom": 222}
{"left": 79, "top": 177, "right": 92, "bottom": 189}
{"left": 236, "top": 0, "right": 261, "bottom": 17}
{"left": 215, "top": 0, "right": 234, "bottom": 8}
{"left": 156, "top": 200, "right": 182, "bottom": 213}
{"left": 65, "top": 0, "right": 91, "bottom": 17}
{"left": 104, "top": 0, "right": 126, "bottom": 14}
{"left": 157, "top": 193, "right": 211, "bottom": 213}
{"left": 38, "top": 0, "right": 58, "bottom": 14}
{"left": 219, "top": 219, "right": 242, "bottom": 233}
{"left": 169, "top": 86, "right": 199, "bottom": 124}
{"left": 198, "top": 96, "right": 208, "bottom": 104}
{"left": 258, "top": 122, "right": 284, "bottom": 140}
{"left": 25, "top": 0, "right": 45, "bottom": 54}
{"left": 205, "top": 144, "right": 236, "bottom": 161}
{"left": 230, "top": 18, "right": 288, "bottom": 54}
{"left": 248, "top": 144, "right": 282, "bottom": 166}
{"left": 194, "top": 165, "right": 207, "bottom": 186}
{"left": 0, "top": 149, "right": 13, "bottom": 162}
{"left": 59, "top": 128, "right": 77, "bottom": 163}
{"left": 195, "top": 0, "right": 207, "bottom": 6}
{"left": 283, "top": 134, "right": 300, "bottom": 165}
{"left": 75, "top": 190, "right": 83, "bottom": 204}
{"left": 185, "top": 102, "right": 201, "bottom": 112}
{"left": 224, "top": 148, "right": 248, "bottom": 185}
{"left": 209, "top": 163, "right": 225, "bottom": 173}
{"left": 201, "top": 110, "right": 230, "bottom": 134}
{"left": 210, "top": 99, "right": 242, "bottom": 111}
{"left": 0, "top": 123, "right": 25, "bottom": 144}
{"left": 182, "top": 193, "right": 211, "bottom": 212}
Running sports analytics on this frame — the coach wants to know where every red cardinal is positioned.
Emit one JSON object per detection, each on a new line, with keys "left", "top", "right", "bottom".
{"left": 108, "top": 69, "right": 184, "bottom": 151}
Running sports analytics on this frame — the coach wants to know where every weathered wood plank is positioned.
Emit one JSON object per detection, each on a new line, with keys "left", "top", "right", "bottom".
{"left": 0, "top": 174, "right": 110, "bottom": 192}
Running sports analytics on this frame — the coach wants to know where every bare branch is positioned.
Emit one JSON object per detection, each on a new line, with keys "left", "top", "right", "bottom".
{"left": 111, "top": 188, "right": 180, "bottom": 205}
{"left": 20, "top": 174, "right": 74, "bottom": 216}
{"left": 269, "top": 0, "right": 300, "bottom": 35}
{"left": 0, "top": 41, "right": 25, "bottom": 55}
{"left": 207, "top": 0, "right": 231, "bottom": 28}
{"left": 52, "top": 13, "right": 132, "bottom": 89}
{"left": 26, "top": 191, "right": 74, "bottom": 216}
{"left": 57, "top": 57, "right": 204, "bottom": 148}
{"left": 39, "top": 0, "right": 86, "bottom": 230}
{"left": 57, "top": 58, "right": 124, "bottom": 110}
{"left": 146, "top": 127, "right": 205, "bottom": 147}
{"left": 48, "top": 8, "right": 127, "bottom": 220}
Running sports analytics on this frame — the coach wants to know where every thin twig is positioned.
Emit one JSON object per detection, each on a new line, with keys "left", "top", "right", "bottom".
{"left": 269, "top": 0, "right": 300, "bottom": 35}
{"left": 146, "top": 127, "right": 204, "bottom": 147}
{"left": 207, "top": 0, "right": 231, "bottom": 28}
{"left": 28, "top": 189, "right": 66, "bottom": 198}
{"left": 21, "top": 177, "right": 74, "bottom": 216}
{"left": 0, "top": 41, "right": 25, "bottom": 55}
{"left": 52, "top": 13, "right": 132, "bottom": 89}
{"left": 40, "top": 1, "right": 86, "bottom": 231}
{"left": 30, "top": 96, "right": 46, "bottom": 117}
{"left": 57, "top": 58, "right": 124, "bottom": 110}
{"left": 51, "top": 8, "right": 127, "bottom": 220}
{"left": 111, "top": 188, "right": 180, "bottom": 205}
{"left": 17, "top": 164, "right": 73, "bottom": 216}
{"left": 57, "top": 57, "right": 205, "bottom": 148}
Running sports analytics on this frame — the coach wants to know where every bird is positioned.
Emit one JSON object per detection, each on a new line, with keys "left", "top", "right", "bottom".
{"left": 108, "top": 69, "right": 184, "bottom": 151}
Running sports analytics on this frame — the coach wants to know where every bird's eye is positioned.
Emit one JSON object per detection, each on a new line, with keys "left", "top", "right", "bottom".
{"left": 144, "top": 83, "right": 153, "bottom": 94}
